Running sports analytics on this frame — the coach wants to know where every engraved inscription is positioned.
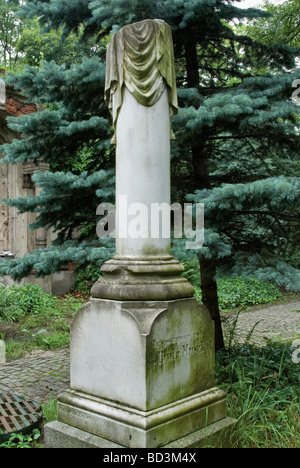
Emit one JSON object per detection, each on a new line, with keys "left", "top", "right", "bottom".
{"left": 148, "top": 333, "right": 212, "bottom": 368}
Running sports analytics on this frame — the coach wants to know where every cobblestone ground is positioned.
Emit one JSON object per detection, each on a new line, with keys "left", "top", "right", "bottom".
{"left": 0, "top": 349, "right": 70, "bottom": 403}
{"left": 222, "top": 301, "right": 300, "bottom": 346}
{"left": 0, "top": 301, "right": 299, "bottom": 405}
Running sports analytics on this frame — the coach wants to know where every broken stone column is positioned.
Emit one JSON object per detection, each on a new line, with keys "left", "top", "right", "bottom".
{"left": 0, "top": 339, "right": 5, "bottom": 364}
{"left": 44, "top": 19, "right": 234, "bottom": 449}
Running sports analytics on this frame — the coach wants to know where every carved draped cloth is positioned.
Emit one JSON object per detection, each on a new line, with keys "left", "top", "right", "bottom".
{"left": 105, "top": 19, "right": 178, "bottom": 143}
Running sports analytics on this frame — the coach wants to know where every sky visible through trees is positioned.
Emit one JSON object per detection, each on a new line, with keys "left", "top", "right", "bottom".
{"left": 239, "top": 0, "right": 285, "bottom": 8}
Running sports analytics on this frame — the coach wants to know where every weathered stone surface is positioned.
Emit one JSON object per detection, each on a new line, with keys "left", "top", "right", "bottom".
{"left": 0, "top": 349, "right": 70, "bottom": 402}
{"left": 115, "top": 87, "right": 172, "bottom": 258}
{"left": 105, "top": 19, "right": 178, "bottom": 143}
{"left": 50, "top": 296, "right": 231, "bottom": 448}
{"left": 44, "top": 417, "right": 236, "bottom": 449}
{"left": 56, "top": 386, "right": 227, "bottom": 448}
{"left": 0, "top": 340, "right": 5, "bottom": 364}
{"left": 70, "top": 297, "right": 215, "bottom": 410}
{"left": 0, "top": 161, "right": 9, "bottom": 252}
{"left": 91, "top": 257, "right": 195, "bottom": 301}
{"left": 44, "top": 420, "right": 122, "bottom": 449}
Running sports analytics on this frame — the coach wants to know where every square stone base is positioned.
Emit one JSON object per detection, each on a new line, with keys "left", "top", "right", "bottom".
{"left": 46, "top": 296, "right": 236, "bottom": 448}
{"left": 44, "top": 417, "right": 236, "bottom": 449}
{"left": 53, "top": 386, "right": 228, "bottom": 448}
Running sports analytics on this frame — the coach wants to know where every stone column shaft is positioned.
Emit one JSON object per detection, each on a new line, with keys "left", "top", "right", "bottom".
{"left": 116, "top": 87, "right": 171, "bottom": 259}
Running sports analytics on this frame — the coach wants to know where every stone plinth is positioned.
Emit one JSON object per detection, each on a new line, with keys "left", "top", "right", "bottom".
{"left": 45, "top": 297, "right": 230, "bottom": 448}
{"left": 44, "top": 416, "right": 236, "bottom": 449}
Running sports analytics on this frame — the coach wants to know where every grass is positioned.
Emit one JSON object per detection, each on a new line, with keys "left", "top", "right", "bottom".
{"left": 42, "top": 398, "right": 58, "bottom": 425}
{"left": 0, "top": 284, "right": 86, "bottom": 361}
{"left": 213, "top": 341, "right": 300, "bottom": 448}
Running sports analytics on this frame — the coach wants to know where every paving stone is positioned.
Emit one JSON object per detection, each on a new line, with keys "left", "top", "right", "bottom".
{"left": 0, "top": 349, "right": 70, "bottom": 403}
{"left": 222, "top": 301, "right": 300, "bottom": 346}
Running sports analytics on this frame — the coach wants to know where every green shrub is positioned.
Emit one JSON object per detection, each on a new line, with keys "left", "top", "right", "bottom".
{"left": 181, "top": 259, "right": 201, "bottom": 287}
{"left": 35, "top": 330, "right": 70, "bottom": 350}
{"left": 215, "top": 276, "right": 282, "bottom": 310}
{"left": 0, "top": 283, "right": 58, "bottom": 323}
{"left": 0, "top": 429, "right": 42, "bottom": 448}
{"left": 181, "top": 260, "right": 282, "bottom": 311}
{"left": 5, "top": 339, "right": 36, "bottom": 361}
{"left": 10, "top": 283, "right": 57, "bottom": 315}
{"left": 74, "top": 263, "right": 101, "bottom": 295}
{"left": 0, "top": 286, "right": 25, "bottom": 323}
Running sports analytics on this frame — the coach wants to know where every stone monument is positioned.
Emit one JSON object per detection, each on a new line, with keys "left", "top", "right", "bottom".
{"left": 0, "top": 338, "right": 5, "bottom": 364}
{"left": 44, "top": 19, "right": 234, "bottom": 449}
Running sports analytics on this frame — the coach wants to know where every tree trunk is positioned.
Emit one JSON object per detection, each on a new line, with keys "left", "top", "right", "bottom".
{"left": 199, "top": 257, "right": 225, "bottom": 351}
{"left": 191, "top": 142, "right": 225, "bottom": 351}
{"left": 185, "top": 41, "right": 225, "bottom": 351}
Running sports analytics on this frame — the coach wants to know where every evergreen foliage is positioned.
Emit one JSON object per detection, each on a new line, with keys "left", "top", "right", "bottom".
{"left": 241, "top": 0, "right": 300, "bottom": 48}
{"left": 0, "top": 0, "right": 299, "bottom": 347}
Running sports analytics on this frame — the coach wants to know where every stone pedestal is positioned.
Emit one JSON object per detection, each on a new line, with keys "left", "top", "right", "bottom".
{"left": 44, "top": 19, "right": 235, "bottom": 448}
{"left": 45, "top": 297, "right": 233, "bottom": 448}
